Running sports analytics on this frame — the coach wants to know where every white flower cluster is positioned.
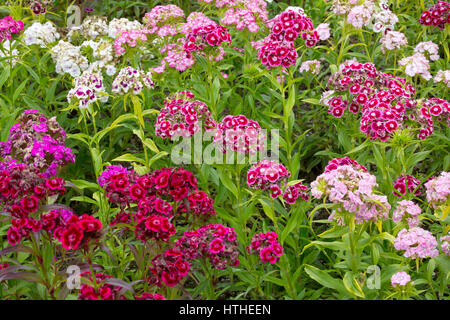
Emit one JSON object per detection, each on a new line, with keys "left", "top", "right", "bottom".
{"left": 81, "top": 39, "right": 116, "bottom": 76}
{"left": 23, "top": 21, "right": 60, "bottom": 48}
{"left": 67, "top": 71, "right": 108, "bottom": 109}
{"left": 414, "top": 41, "right": 440, "bottom": 61}
{"left": 0, "top": 40, "right": 19, "bottom": 67}
{"left": 399, "top": 53, "right": 431, "bottom": 81}
{"left": 380, "top": 30, "right": 407, "bottom": 53}
{"left": 434, "top": 70, "right": 450, "bottom": 88}
{"left": 107, "top": 18, "right": 142, "bottom": 38}
{"left": 51, "top": 40, "right": 89, "bottom": 77}
{"left": 68, "top": 16, "right": 108, "bottom": 41}
{"left": 112, "top": 66, "right": 154, "bottom": 95}
{"left": 299, "top": 60, "right": 321, "bottom": 75}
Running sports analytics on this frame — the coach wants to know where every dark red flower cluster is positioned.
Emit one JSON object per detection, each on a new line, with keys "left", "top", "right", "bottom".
{"left": 155, "top": 91, "right": 216, "bottom": 139}
{"left": 176, "top": 224, "right": 240, "bottom": 270}
{"left": 41, "top": 208, "right": 74, "bottom": 236}
{"left": 148, "top": 248, "right": 190, "bottom": 287}
{"left": 55, "top": 214, "right": 102, "bottom": 250}
{"left": 247, "top": 232, "right": 283, "bottom": 264}
{"left": 213, "top": 115, "right": 265, "bottom": 155}
{"left": 256, "top": 10, "right": 318, "bottom": 69}
{"left": 324, "top": 157, "right": 368, "bottom": 173}
{"left": 183, "top": 23, "right": 231, "bottom": 61}
{"left": 413, "top": 98, "right": 450, "bottom": 140}
{"left": 282, "top": 182, "right": 309, "bottom": 204}
{"left": 0, "top": 162, "right": 68, "bottom": 246}
{"left": 134, "top": 292, "right": 166, "bottom": 300}
{"left": 134, "top": 213, "right": 176, "bottom": 242}
{"left": 0, "top": 262, "right": 9, "bottom": 272}
{"left": 393, "top": 174, "right": 422, "bottom": 198}
{"left": 78, "top": 271, "right": 126, "bottom": 300}
{"left": 177, "top": 190, "right": 216, "bottom": 220}
{"left": 0, "top": 109, "right": 75, "bottom": 178}
{"left": 419, "top": 1, "right": 450, "bottom": 30}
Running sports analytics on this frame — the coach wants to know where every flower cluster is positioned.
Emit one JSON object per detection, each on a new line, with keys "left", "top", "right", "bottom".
{"left": 324, "top": 156, "right": 368, "bottom": 173}
{"left": 414, "top": 41, "right": 440, "bottom": 61}
{"left": 67, "top": 71, "right": 108, "bottom": 109}
{"left": 177, "top": 190, "right": 216, "bottom": 220}
{"left": 299, "top": 59, "right": 321, "bottom": 75}
{"left": 247, "top": 160, "right": 290, "bottom": 195}
{"left": 391, "top": 271, "right": 411, "bottom": 287}
{"left": 441, "top": 234, "right": 450, "bottom": 256}
{"left": 213, "top": 115, "right": 265, "bottom": 154}
{"left": 347, "top": 1, "right": 375, "bottom": 29}
{"left": 143, "top": 4, "right": 185, "bottom": 37}
{"left": 184, "top": 23, "right": 231, "bottom": 62}
{"left": 398, "top": 53, "right": 431, "bottom": 81}
{"left": 111, "top": 66, "right": 154, "bottom": 95}
{"left": 78, "top": 271, "right": 125, "bottom": 300}
{"left": 0, "top": 16, "right": 23, "bottom": 44}
{"left": 311, "top": 159, "right": 391, "bottom": 225}
{"left": 247, "top": 232, "right": 283, "bottom": 264}
{"left": 23, "top": 21, "right": 60, "bottom": 48}
{"left": 148, "top": 248, "right": 190, "bottom": 287}
{"left": 0, "top": 109, "right": 75, "bottom": 177}
{"left": 68, "top": 16, "right": 108, "bottom": 40}
{"left": 54, "top": 214, "right": 102, "bottom": 250}
{"left": 51, "top": 40, "right": 89, "bottom": 77}
{"left": 176, "top": 224, "right": 240, "bottom": 269}
{"left": 114, "top": 29, "right": 148, "bottom": 56}
{"left": 414, "top": 98, "right": 450, "bottom": 140}
{"left": 392, "top": 200, "right": 421, "bottom": 228}
{"left": 393, "top": 174, "right": 421, "bottom": 197}
{"left": 155, "top": 91, "right": 216, "bottom": 139}
{"left": 26, "top": 0, "right": 53, "bottom": 15}
{"left": 107, "top": 18, "right": 142, "bottom": 39}
{"left": 419, "top": 1, "right": 450, "bottom": 30}
{"left": 394, "top": 227, "right": 439, "bottom": 259}
{"left": 434, "top": 70, "right": 450, "bottom": 88}
{"left": 219, "top": 0, "right": 268, "bottom": 33}
{"left": 380, "top": 30, "right": 407, "bottom": 53}
{"left": 134, "top": 293, "right": 167, "bottom": 300}
{"left": 424, "top": 171, "right": 450, "bottom": 209}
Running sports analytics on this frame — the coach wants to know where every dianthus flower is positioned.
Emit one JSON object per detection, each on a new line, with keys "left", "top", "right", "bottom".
{"left": 392, "top": 174, "right": 421, "bottom": 197}
{"left": 114, "top": 29, "right": 148, "bottom": 56}
{"left": 392, "top": 200, "right": 421, "bottom": 228}
{"left": 315, "top": 23, "right": 330, "bottom": 40}
{"left": 176, "top": 224, "right": 240, "bottom": 269}
{"left": 247, "top": 232, "right": 283, "bottom": 264}
{"left": 67, "top": 71, "right": 108, "bottom": 109}
{"left": 25, "top": 0, "right": 53, "bottom": 15}
{"left": 219, "top": 0, "right": 268, "bottom": 33}
{"left": 347, "top": 2, "right": 375, "bottom": 29}
{"left": 107, "top": 18, "right": 142, "bottom": 38}
{"left": 68, "top": 15, "right": 108, "bottom": 40}
{"left": 57, "top": 214, "right": 103, "bottom": 250}
{"left": 391, "top": 271, "right": 411, "bottom": 287}
{"left": 311, "top": 159, "right": 391, "bottom": 225}
{"left": 324, "top": 156, "right": 368, "bottom": 173}
{"left": 143, "top": 5, "right": 185, "bottom": 37}
{"left": 424, "top": 171, "right": 450, "bottom": 209}
{"left": 413, "top": 98, "right": 450, "bottom": 140}
{"left": 177, "top": 190, "right": 216, "bottom": 220}
{"left": 299, "top": 59, "right": 321, "bottom": 75}
{"left": 380, "top": 30, "right": 407, "bottom": 53}
{"left": 399, "top": 53, "right": 432, "bottom": 81}
{"left": 184, "top": 23, "right": 231, "bottom": 62}
{"left": 0, "top": 16, "right": 23, "bottom": 44}
{"left": 111, "top": 66, "right": 154, "bottom": 95}
{"left": 148, "top": 248, "right": 190, "bottom": 287}
{"left": 434, "top": 70, "right": 450, "bottom": 88}
{"left": 155, "top": 91, "right": 216, "bottom": 139}
{"left": 213, "top": 115, "right": 265, "bottom": 154}
{"left": 51, "top": 40, "right": 89, "bottom": 77}
{"left": 0, "top": 109, "right": 75, "bottom": 177}
{"left": 414, "top": 41, "right": 440, "bottom": 61}
{"left": 394, "top": 227, "right": 439, "bottom": 259}
{"left": 23, "top": 21, "right": 60, "bottom": 48}
{"left": 134, "top": 293, "right": 167, "bottom": 300}
{"left": 78, "top": 271, "right": 126, "bottom": 300}
{"left": 419, "top": 1, "right": 450, "bottom": 30}
{"left": 441, "top": 234, "right": 450, "bottom": 256}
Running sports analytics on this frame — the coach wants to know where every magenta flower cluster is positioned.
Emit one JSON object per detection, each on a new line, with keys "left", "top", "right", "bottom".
{"left": 247, "top": 232, "right": 283, "bottom": 264}
{"left": 0, "top": 109, "right": 75, "bottom": 178}
{"left": 0, "top": 16, "right": 23, "bottom": 43}
{"left": 419, "top": 1, "right": 450, "bottom": 30}
{"left": 393, "top": 174, "right": 422, "bottom": 198}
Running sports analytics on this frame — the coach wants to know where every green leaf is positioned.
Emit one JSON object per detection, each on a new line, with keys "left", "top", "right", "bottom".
{"left": 111, "top": 153, "right": 146, "bottom": 165}
{"left": 343, "top": 271, "right": 365, "bottom": 298}
{"left": 217, "top": 170, "right": 238, "bottom": 199}
{"left": 304, "top": 265, "right": 347, "bottom": 294}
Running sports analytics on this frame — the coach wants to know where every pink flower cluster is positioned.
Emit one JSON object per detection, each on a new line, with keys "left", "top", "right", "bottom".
{"left": 424, "top": 171, "right": 450, "bottom": 209}
{"left": 176, "top": 224, "right": 240, "bottom": 270}
{"left": 394, "top": 227, "right": 439, "bottom": 259}
{"left": 393, "top": 174, "right": 421, "bottom": 197}
{"left": 247, "top": 160, "right": 309, "bottom": 204}
{"left": 220, "top": 0, "right": 268, "bottom": 33}
{"left": 148, "top": 248, "right": 190, "bottom": 287}
{"left": 247, "top": 232, "right": 283, "bottom": 264}
{"left": 414, "top": 98, "right": 449, "bottom": 140}
{"left": 143, "top": 4, "right": 185, "bottom": 37}
{"left": 380, "top": 30, "right": 407, "bottom": 53}
{"left": 155, "top": 91, "right": 216, "bottom": 139}
{"left": 0, "top": 16, "right": 23, "bottom": 43}
{"left": 441, "top": 234, "right": 450, "bottom": 256}
{"left": 0, "top": 109, "right": 75, "bottom": 178}
{"left": 256, "top": 9, "right": 318, "bottom": 69}
{"left": 134, "top": 293, "right": 166, "bottom": 300}
{"left": 324, "top": 156, "right": 368, "bottom": 173}
{"left": 419, "top": 1, "right": 450, "bottom": 30}
{"left": 154, "top": 43, "right": 195, "bottom": 73}
{"left": 184, "top": 23, "right": 231, "bottom": 62}
{"left": 392, "top": 200, "right": 421, "bottom": 228}
{"left": 213, "top": 115, "right": 265, "bottom": 154}
{"left": 311, "top": 158, "right": 391, "bottom": 225}
{"left": 114, "top": 29, "right": 148, "bottom": 56}
{"left": 399, "top": 53, "right": 432, "bottom": 81}
{"left": 391, "top": 271, "right": 411, "bottom": 287}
